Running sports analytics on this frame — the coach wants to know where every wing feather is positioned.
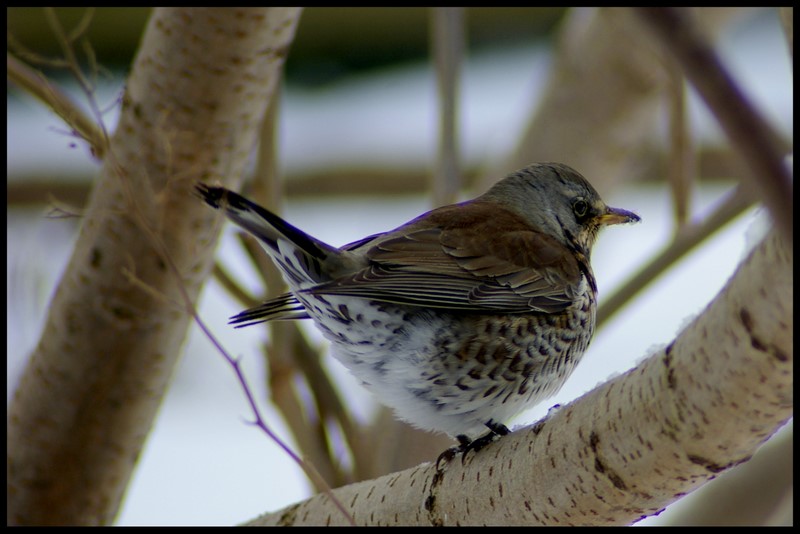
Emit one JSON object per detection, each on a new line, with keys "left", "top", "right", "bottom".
{"left": 308, "top": 203, "right": 587, "bottom": 314}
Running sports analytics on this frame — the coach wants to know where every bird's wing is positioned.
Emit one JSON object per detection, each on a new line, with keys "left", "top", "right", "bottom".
{"left": 309, "top": 204, "right": 588, "bottom": 314}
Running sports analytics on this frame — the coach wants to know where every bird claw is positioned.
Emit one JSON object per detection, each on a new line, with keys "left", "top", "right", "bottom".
{"left": 435, "top": 445, "right": 461, "bottom": 469}
{"left": 435, "top": 421, "right": 510, "bottom": 468}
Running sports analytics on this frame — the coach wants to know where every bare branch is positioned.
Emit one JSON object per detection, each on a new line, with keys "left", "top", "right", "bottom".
{"left": 635, "top": 7, "right": 792, "bottom": 242}
{"left": 7, "top": 52, "right": 107, "bottom": 158}
{"left": 246, "top": 228, "right": 792, "bottom": 526}
{"left": 665, "top": 59, "right": 694, "bottom": 230}
{"left": 597, "top": 184, "right": 754, "bottom": 326}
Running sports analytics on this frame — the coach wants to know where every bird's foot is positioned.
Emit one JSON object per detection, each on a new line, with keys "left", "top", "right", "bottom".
{"left": 435, "top": 420, "right": 510, "bottom": 468}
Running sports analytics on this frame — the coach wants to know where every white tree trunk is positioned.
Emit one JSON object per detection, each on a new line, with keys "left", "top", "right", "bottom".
{"left": 247, "top": 228, "right": 792, "bottom": 526}
{"left": 7, "top": 7, "right": 302, "bottom": 525}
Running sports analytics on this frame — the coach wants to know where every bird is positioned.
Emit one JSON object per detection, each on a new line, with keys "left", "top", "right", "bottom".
{"left": 196, "top": 162, "right": 640, "bottom": 455}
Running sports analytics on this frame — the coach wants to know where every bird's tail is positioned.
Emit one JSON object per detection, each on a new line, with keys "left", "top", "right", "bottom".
{"left": 196, "top": 184, "right": 339, "bottom": 288}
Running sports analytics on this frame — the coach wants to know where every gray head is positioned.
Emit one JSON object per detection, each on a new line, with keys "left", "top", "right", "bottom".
{"left": 480, "top": 162, "right": 640, "bottom": 256}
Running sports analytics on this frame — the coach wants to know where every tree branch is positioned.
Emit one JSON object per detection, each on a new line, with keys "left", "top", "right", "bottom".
{"left": 7, "top": 52, "right": 108, "bottom": 158}
{"left": 7, "top": 8, "right": 303, "bottom": 525}
{"left": 246, "top": 228, "right": 792, "bottom": 526}
{"left": 635, "top": 7, "right": 792, "bottom": 242}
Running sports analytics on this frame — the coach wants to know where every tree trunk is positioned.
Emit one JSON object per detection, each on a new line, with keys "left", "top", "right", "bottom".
{"left": 7, "top": 7, "right": 303, "bottom": 525}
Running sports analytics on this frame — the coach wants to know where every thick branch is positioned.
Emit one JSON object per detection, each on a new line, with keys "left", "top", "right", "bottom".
{"left": 247, "top": 229, "right": 791, "bottom": 526}
{"left": 7, "top": 8, "right": 302, "bottom": 526}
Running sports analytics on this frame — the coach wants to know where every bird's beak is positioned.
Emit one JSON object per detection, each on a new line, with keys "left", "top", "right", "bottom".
{"left": 597, "top": 206, "right": 641, "bottom": 226}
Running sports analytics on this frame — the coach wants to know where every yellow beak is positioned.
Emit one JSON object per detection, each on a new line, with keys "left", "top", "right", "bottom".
{"left": 597, "top": 206, "right": 641, "bottom": 226}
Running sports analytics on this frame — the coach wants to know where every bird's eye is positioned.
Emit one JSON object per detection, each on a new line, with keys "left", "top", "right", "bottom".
{"left": 572, "top": 198, "right": 589, "bottom": 219}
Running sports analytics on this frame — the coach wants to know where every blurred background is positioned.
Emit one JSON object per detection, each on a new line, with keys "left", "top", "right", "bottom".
{"left": 7, "top": 7, "right": 792, "bottom": 526}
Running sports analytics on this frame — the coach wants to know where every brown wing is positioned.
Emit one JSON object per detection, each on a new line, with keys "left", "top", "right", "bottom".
{"left": 308, "top": 202, "right": 586, "bottom": 314}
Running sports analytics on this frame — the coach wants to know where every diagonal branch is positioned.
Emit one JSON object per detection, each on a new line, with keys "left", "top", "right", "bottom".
{"left": 7, "top": 52, "right": 108, "bottom": 158}
{"left": 246, "top": 227, "right": 792, "bottom": 526}
{"left": 597, "top": 183, "right": 754, "bottom": 326}
{"left": 635, "top": 7, "right": 792, "bottom": 242}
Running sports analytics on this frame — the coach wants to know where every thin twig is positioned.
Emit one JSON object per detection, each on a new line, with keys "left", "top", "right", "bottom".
{"left": 267, "top": 337, "right": 344, "bottom": 489}
{"left": 43, "top": 8, "right": 110, "bottom": 155}
{"left": 7, "top": 52, "right": 107, "bottom": 158}
{"left": 111, "top": 128, "right": 359, "bottom": 529}
{"left": 248, "top": 88, "right": 357, "bottom": 489}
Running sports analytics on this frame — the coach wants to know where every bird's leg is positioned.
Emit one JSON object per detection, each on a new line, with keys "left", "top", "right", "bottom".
{"left": 487, "top": 419, "right": 511, "bottom": 437}
{"left": 435, "top": 420, "right": 511, "bottom": 467}
{"left": 435, "top": 439, "right": 466, "bottom": 468}
{"left": 462, "top": 420, "right": 510, "bottom": 457}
